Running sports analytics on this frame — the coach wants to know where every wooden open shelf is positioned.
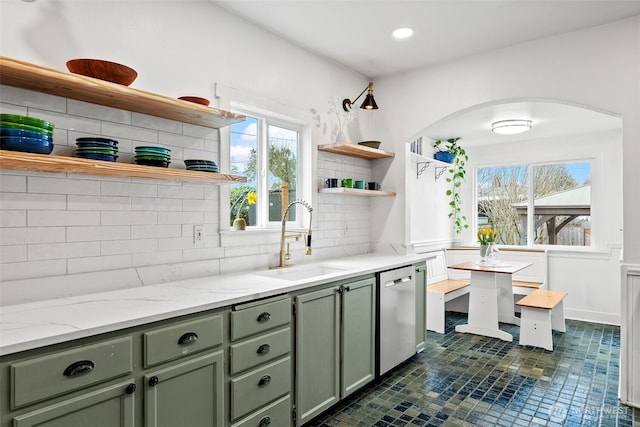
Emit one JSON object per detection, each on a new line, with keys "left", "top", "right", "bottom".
{"left": 0, "top": 56, "right": 245, "bottom": 129}
{"left": 318, "top": 187, "right": 396, "bottom": 197}
{"left": 318, "top": 142, "right": 395, "bottom": 160}
{"left": 0, "top": 150, "right": 247, "bottom": 184}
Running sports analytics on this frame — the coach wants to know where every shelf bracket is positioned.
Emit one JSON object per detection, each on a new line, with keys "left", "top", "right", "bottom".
{"left": 416, "top": 161, "right": 431, "bottom": 178}
{"left": 434, "top": 166, "right": 448, "bottom": 181}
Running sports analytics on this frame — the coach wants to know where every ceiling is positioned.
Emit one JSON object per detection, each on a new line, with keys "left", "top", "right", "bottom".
{"left": 212, "top": 0, "right": 640, "bottom": 79}
{"left": 212, "top": 0, "right": 633, "bottom": 144}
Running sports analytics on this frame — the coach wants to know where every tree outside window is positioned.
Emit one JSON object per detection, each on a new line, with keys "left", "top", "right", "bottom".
{"left": 230, "top": 115, "right": 299, "bottom": 227}
{"left": 477, "top": 162, "right": 591, "bottom": 246}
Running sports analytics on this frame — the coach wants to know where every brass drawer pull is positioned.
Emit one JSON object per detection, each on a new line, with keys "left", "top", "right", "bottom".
{"left": 257, "top": 344, "right": 271, "bottom": 355}
{"left": 63, "top": 360, "right": 95, "bottom": 377}
{"left": 258, "top": 375, "right": 271, "bottom": 386}
{"left": 178, "top": 332, "right": 199, "bottom": 346}
{"left": 256, "top": 312, "right": 271, "bottom": 323}
{"left": 258, "top": 416, "right": 272, "bottom": 427}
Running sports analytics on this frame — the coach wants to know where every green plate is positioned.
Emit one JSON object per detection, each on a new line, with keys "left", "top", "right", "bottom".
{"left": 0, "top": 114, "right": 54, "bottom": 130}
{"left": 134, "top": 146, "right": 171, "bottom": 154}
{"left": 76, "top": 147, "right": 118, "bottom": 154}
{"left": 0, "top": 121, "right": 54, "bottom": 137}
{"left": 135, "top": 154, "right": 171, "bottom": 160}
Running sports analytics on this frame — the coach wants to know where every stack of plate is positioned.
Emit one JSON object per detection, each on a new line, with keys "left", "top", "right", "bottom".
{"left": 0, "top": 114, "right": 54, "bottom": 154}
{"left": 184, "top": 159, "right": 219, "bottom": 173}
{"left": 135, "top": 146, "right": 171, "bottom": 167}
{"left": 75, "top": 137, "right": 119, "bottom": 162}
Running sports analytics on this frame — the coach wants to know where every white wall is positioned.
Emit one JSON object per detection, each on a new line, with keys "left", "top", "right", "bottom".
{"left": 0, "top": 1, "right": 378, "bottom": 303}
{"left": 373, "top": 17, "right": 637, "bottom": 324}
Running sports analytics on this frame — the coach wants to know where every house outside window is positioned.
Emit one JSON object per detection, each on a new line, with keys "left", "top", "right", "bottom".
{"left": 230, "top": 112, "right": 302, "bottom": 228}
{"left": 477, "top": 161, "right": 591, "bottom": 247}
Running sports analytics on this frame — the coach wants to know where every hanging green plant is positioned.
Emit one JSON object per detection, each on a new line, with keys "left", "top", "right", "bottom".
{"left": 433, "top": 137, "right": 469, "bottom": 234}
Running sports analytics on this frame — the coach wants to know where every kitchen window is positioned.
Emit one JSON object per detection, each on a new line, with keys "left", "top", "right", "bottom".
{"left": 230, "top": 111, "right": 303, "bottom": 228}
{"left": 476, "top": 161, "right": 591, "bottom": 247}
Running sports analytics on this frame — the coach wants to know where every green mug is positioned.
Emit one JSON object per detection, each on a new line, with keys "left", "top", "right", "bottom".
{"left": 341, "top": 178, "right": 353, "bottom": 188}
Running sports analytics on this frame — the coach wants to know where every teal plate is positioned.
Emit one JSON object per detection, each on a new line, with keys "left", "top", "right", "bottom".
{"left": 135, "top": 146, "right": 171, "bottom": 154}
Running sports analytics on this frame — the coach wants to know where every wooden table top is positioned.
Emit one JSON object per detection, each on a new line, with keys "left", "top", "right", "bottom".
{"left": 448, "top": 261, "right": 532, "bottom": 274}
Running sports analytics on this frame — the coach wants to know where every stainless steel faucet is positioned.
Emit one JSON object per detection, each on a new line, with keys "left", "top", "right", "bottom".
{"left": 270, "top": 199, "right": 313, "bottom": 269}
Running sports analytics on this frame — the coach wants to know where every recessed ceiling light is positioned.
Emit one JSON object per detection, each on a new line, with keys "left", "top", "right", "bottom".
{"left": 491, "top": 120, "right": 532, "bottom": 135}
{"left": 392, "top": 27, "right": 415, "bottom": 39}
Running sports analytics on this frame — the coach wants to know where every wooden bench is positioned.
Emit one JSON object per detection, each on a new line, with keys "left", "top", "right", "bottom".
{"left": 516, "top": 289, "right": 568, "bottom": 351}
{"left": 425, "top": 251, "right": 470, "bottom": 334}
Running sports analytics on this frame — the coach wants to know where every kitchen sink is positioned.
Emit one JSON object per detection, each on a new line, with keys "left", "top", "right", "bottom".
{"left": 254, "top": 263, "right": 354, "bottom": 281}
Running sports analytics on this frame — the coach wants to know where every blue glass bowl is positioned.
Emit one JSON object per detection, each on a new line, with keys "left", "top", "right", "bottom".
{"left": 0, "top": 136, "right": 54, "bottom": 154}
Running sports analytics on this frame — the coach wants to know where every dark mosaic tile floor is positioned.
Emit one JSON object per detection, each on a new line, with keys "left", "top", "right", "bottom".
{"left": 306, "top": 312, "right": 639, "bottom": 427}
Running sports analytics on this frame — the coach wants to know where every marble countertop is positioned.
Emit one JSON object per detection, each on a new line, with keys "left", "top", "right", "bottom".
{"left": 0, "top": 253, "right": 427, "bottom": 356}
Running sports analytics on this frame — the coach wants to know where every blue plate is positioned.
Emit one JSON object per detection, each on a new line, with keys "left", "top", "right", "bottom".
{"left": 76, "top": 152, "right": 118, "bottom": 162}
{"left": 1, "top": 128, "right": 53, "bottom": 141}
{"left": 0, "top": 136, "right": 54, "bottom": 154}
{"left": 76, "top": 137, "right": 118, "bottom": 145}
{"left": 76, "top": 141, "right": 118, "bottom": 148}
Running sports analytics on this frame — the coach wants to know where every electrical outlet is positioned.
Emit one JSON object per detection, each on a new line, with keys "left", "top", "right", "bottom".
{"left": 194, "top": 225, "right": 204, "bottom": 243}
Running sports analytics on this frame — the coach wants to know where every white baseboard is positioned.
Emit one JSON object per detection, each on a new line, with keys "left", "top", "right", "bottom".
{"left": 564, "top": 308, "right": 620, "bottom": 326}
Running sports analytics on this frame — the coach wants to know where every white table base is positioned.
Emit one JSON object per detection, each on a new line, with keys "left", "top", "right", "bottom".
{"left": 455, "top": 269, "right": 519, "bottom": 342}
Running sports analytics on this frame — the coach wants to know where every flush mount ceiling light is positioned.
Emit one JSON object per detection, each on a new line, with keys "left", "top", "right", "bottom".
{"left": 491, "top": 119, "right": 532, "bottom": 135}
{"left": 392, "top": 27, "right": 415, "bottom": 39}
{"left": 342, "top": 81, "right": 379, "bottom": 111}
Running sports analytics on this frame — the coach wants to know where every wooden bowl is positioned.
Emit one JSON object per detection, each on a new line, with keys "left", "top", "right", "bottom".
{"left": 178, "top": 96, "right": 210, "bottom": 106}
{"left": 66, "top": 59, "right": 137, "bottom": 86}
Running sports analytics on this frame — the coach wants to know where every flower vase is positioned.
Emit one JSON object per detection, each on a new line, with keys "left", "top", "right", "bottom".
{"left": 335, "top": 130, "right": 350, "bottom": 144}
{"left": 479, "top": 243, "right": 495, "bottom": 263}
{"left": 233, "top": 218, "right": 246, "bottom": 231}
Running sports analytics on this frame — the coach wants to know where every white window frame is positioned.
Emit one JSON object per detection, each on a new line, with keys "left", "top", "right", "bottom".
{"left": 225, "top": 103, "right": 311, "bottom": 231}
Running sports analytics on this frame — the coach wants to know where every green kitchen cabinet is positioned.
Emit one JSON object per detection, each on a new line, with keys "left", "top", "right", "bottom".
{"left": 294, "top": 276, "right": 376, "bottom": 426}
{"left": 415, "top": 261, "right": 427, "bottom": 353}
{"left": 143, "top": 351, "right": 224, "bottom": 427}
{"left": 12, "top": 380, "right": 136, "bottom": 427}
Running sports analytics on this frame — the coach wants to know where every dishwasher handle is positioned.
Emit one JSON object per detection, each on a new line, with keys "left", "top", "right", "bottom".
{"left": 384, "top": 275, "right": 413, "bottom": 288}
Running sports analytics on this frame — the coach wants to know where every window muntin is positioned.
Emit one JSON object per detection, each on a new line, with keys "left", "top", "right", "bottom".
{"left": 230, "top": 114, "right": 300, "bottom": 228}
{"left": 477, "top": 162, "right": 591, "bottom": 247}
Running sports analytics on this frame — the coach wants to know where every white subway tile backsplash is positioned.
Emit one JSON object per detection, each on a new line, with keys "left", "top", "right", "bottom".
{"left": 0, "top": 86, "right": 66, "bottom": 113}
{"left": 0, "top": 210, "right": 26, "bottom": 227}
{"left": 34, "top": 109, "right": 102, "bottom": 135}
{"left": 0, "top": 259, "right": 67, "bottom": 282}
{"left": 67, "top": 254, "right": 133, "bottom": 275}
{"left": 100, "top": 181, "right": 157, "bottom": 197}
{"left": 132, "top": 250, "right": 183, "bottom": 269}
{"left": 66, "top": 226, "right": 131, "bottom": 242}
{"left": 0, "top": 245, "right": 26, "bottom": 263}
{"left": 101, "top": 122, "right": 158, "bottom": 143}
{"left": 132, "top": 112, "right": 182, "bottom": 134}
{"left": 132, "top": 224, "right": 181, "bottom": 239}
{"left": 158, "top": 184, "right": 204, "bottom": 200}
{"left": 0, "top": 174, "right": 26, "bottom": 192}
{"left": 0, "top": 227, "right": 65, "bottom": 245}
{"left": 101, "top": 238, "right": 158, "bottom": 255}
{"left": 0, "top": 193, "right": 66, "bottom": 210}
{"left": 28, "top": 176, "right": 100, "bottom": 195}
{"left": 183, "top": 247, "right": 225, "bottom": 262}
{"left": 182, "top": 123, "right": 219, "bottom": 139}
{"left": 68, "top": 195, "right": 131, "bottom": 211}
{"left": 28, "top": 210, "right": 99, "bottom": 226}
{"left": 29, "top": 241, "right": 101, "bottom": 261}
{"left": 159, "top": 132, "right": 205, "bottom": 152}
{"left": 158, "top": 211, "right": 204, "bottom": 225}
{"left": 101, "top": 211, "right": 158, "bottom": 225}
{"left": 67, "top": 99, "right": 132, "bottom": 125}
{"left": 131, "top": 197, "right": 183, "bottom": 212}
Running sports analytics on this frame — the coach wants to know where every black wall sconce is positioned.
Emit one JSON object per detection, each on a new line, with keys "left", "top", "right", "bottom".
{"left": 342, "top": 81, "right": 378, "bottom": 112}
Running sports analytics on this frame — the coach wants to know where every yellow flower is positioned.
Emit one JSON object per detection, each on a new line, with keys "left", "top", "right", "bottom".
{"left": 477, "top": 227, "right": 497, "bottom": 244}
{"left": 247, "top": 192, "right": 257, "bottom": 205}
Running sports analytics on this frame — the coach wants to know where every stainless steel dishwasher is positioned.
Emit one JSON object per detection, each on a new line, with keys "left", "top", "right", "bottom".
{"left": 377, "top": 265, "right": 416, "bottom": 376}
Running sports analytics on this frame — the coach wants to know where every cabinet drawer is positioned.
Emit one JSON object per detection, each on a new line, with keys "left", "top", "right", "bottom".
{"left": 230, "top": 357, "right": 291, "bottom": 421}
{"left": 231, "top": 297, "right": 291, "bottom": 341}
{"left": 230, "top": 327, "right": 291, "bottom": 375}
{"left": 231, "top": 395, "right": 291, "bottom": 427}
{"left": 11, "top": 336, "right": 132, "bottom": 408}
{"left": 143, "top": 313, "right": 224, "bottom": 368}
